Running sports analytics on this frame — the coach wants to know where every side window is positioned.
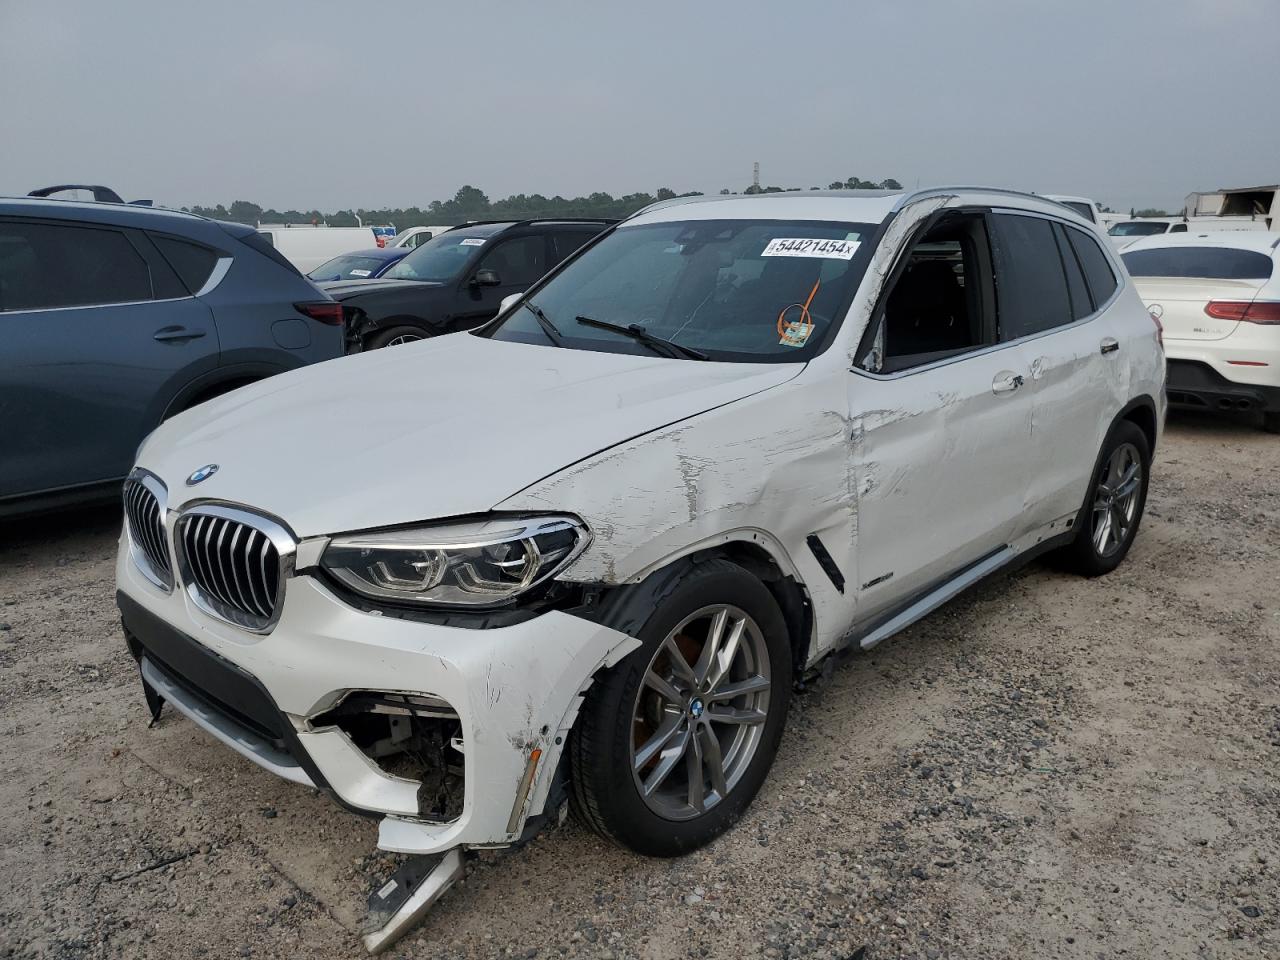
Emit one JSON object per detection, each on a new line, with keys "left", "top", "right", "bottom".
{"left": 989, "top": 213, "right": 1071, "bottom": 340}
{"left": 871, "top": 211, "right": 996, "bottom": 372}
{"left": 477, "top": 235, "right": 548, "bottom": 287}
{"left": 151, "top": 235, "right": 218, "bottom": 293}
{"left": 0, "top": 220, "right": 152, "bottom": 312}
{"left": 1052, "top": 222, "right": 1092, "bottom": 321}
{"left": 551, "top": 230, "right": 601, "bottom": 264}
{"left": 1169, "top": 223, "right": 1187, "bottom": 233}
{"left": 1065, "top": 226, "right": 1118, "bottom": 307}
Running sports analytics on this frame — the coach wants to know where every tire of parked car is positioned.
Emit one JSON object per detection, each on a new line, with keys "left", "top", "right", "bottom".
{"left": 1264, "top": 412, "right": 1280, "bottom": 435}
{"left": 1054, "top": 419, "right": 1152, "bottom": 577}
{"left": 570, "top": 558, "right": 792, "bottom": 856}
{"left": 365, "top": 324, "right": 428, "bottom": 350}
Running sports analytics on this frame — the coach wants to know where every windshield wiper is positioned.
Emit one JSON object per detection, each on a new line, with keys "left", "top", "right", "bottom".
{"left": 523, "top": 301, "right": 564, "bottom": 346}
{"left": 574, "top": 316, "right": 708, "bottom": 361}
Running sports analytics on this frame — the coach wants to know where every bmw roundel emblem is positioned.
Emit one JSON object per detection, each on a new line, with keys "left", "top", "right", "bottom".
{"left": 186, "top": 464, "right": 219, "bottom": 486}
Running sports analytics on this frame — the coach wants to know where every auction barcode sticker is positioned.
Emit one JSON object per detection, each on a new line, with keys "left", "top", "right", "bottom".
{"left": 460, "top": 238, "right": 486, "bottom": 246}
{"left": 761, "top": 238, "right": 859, "bottom": 260}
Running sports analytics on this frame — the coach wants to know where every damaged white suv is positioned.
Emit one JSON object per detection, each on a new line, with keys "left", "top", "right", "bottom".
{"left": 117, "top": 188, "right": 1164, "bottom": 949}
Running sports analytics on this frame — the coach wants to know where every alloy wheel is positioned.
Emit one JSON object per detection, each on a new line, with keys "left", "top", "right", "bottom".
{"left": 630, "top": 604, "right": 771, "bottom": 821}
{"left": 385, "top": 334, "right": 422, "bottom": 347}
{"left": 1091, "top": 441, "right": 1142, "bottom": 557}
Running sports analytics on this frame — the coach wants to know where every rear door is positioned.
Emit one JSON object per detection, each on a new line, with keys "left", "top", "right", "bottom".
{"left": 987, "top": 212, "right": 1118, "bottom": 531}
{"left": 1123, "top": 245, "right": 1274, "bottom": 342}
{"left": 0, "top": 217, "right": 219, "bottom": 499}
{"left": 453, "top": 232, "right": 552, "bottom": 329}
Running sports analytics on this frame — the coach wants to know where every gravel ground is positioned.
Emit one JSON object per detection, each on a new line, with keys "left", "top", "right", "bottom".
{"left": 2, "top": 411, "right": 1278, "bottom": 960}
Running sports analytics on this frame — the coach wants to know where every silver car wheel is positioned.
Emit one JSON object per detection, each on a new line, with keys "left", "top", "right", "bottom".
{"left": 385, "top": 333, "right": 423, "bottom": 347}
{"left": 1091, "top": 441, "right": 1142, "bottom": 558}
{"left": 630, "top": 604, "right": 771, "bottom": 821}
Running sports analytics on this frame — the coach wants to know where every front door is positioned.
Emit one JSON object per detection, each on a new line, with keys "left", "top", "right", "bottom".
{"left": 845, "top": 209, "right": 1034, "bottom": 621}
{"left": 455, "top": 234, "right": 552, "bottom": 329}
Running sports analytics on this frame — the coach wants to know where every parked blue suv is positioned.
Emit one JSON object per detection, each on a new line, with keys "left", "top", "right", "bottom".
{"left": 0, "top": 192, "right": 345, "bottom": 518}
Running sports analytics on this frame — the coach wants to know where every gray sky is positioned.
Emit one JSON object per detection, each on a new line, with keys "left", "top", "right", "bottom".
{"left": 3, "top": 0, "right": 1277, "bottom": 213}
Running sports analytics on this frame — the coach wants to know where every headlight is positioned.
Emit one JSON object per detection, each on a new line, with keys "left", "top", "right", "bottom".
{"left": 320, "top": 515, "right": 589, "bottom": 607}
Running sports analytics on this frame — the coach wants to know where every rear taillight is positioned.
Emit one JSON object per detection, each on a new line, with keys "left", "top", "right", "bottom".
{"left": 1205, "top": 301, "right": 1280, "bottom": 324}
{"left": 375, "top": 236, "right": 387, "bottom": 248}
{"left": 294, "top": 301, "right": 344, "bottom": 325}
{"left": 1148, "top": 307, "right": 1164, "bottom": 349}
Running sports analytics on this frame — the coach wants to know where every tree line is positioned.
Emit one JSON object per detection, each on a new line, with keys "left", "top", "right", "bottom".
{"left": 183, "top": 176, "right": 904, "bottom": 227}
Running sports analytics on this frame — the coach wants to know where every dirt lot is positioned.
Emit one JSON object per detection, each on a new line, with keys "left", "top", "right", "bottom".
{"left": 2, "top": 411, "right": 1277, "bottom": 960}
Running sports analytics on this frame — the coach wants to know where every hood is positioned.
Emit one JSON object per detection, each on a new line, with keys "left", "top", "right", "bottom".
{"left": 140, "top": 334, "right": 802, "bottom": 537}
{"left": 319, "top": 278, "right": 444, "bottom": 300}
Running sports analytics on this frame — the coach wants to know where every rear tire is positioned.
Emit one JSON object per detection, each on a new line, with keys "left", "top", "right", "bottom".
{"left": 1053, "top": 420, "right": 1151, "bottom": 577}
{"left": 1263, "top": 412, "right": 1280, "bottom": 435}
{"left": 569, "top": 559, "right": 792, "bottom": 857}
{"left": 365, "top": 325, "right": 427, "bottom": 350}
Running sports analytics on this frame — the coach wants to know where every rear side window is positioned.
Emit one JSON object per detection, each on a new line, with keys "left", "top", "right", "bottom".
{"left": 989, "top": 213, "right": 1071, "bottom": 340}
{"left": 152, "top": 235, "right": 218, "bottom": 292}
{"left": 1066, "top": 227, "right": 1118, "bottom": 307}
{"left": 552, "top": 230, "right": 603, "bottom": 263}
{"left": 1121, "top": 247, "right": 1274, "bottom": 280}
{"left": 0, "top": 220, "right": 152, "bottom": 311}
{"left": 239, "top": 231, "right": 301, "bottom": 276}
{"left": 1052, "top": 223, "right": 1092, "bottom": 321}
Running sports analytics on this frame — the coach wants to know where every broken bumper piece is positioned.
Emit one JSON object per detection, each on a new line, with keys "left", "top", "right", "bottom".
{"left": 116, "top": 549, "right": 638, "bottom": 948}
{"left": 362, "top": 849, "right": 466, "bottom": 954}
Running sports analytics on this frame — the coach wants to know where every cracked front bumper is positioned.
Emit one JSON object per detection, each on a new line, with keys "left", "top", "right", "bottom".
{"left": 116, "top": 538, "right": 638, "bottom": 853}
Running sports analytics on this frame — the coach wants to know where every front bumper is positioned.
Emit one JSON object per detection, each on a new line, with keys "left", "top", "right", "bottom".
{"left": 116, "top": 538, "right": 638, "bottom": 854}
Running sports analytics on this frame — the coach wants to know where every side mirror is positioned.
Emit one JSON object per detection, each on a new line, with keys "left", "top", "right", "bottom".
{"left": 499, "top": 292, "right": 523, "bottom": 315}
{"left": 472, "top": 268, "right": 501, "bottom": 287}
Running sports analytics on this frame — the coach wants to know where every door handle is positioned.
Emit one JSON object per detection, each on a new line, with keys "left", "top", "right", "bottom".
{"left": 992, "top": 371, "right": 1024, "bottom": 395}
{"left": 153, "top": 326, "right": 206, "bottom": 342}
{"left": 1100, "top": 337, "right": 1120, "bottom": 355}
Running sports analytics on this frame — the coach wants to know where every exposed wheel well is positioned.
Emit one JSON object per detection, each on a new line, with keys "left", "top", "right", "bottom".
{"left": 1121, "top": 401, "right": 1157, "bottom": 454}
{"left": 683, "top": 542, "right": 813, "bottom": 676}
{"left": 178, "top": 377, "right": 259, "bottom": 413}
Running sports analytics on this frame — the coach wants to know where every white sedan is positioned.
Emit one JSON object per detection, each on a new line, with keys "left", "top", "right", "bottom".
{"left": 1123, "top": 232, "right": 1280, "bottom": 433}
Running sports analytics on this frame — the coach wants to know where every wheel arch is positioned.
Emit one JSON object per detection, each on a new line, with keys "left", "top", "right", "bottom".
{"left": 580, "top": 533, "right": 815, "bottom": 682}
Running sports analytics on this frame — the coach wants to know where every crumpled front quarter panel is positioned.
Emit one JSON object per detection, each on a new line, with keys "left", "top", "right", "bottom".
{"left": 499, "top": 372, "right": 859, "bottom": 658}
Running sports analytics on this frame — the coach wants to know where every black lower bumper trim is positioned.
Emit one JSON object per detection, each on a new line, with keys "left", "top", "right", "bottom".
{"left": 116, "top": 591, "right": 378, "bottom": 819}
{"left": 1167, "top": 359, "right": 1280, "bottom": 413}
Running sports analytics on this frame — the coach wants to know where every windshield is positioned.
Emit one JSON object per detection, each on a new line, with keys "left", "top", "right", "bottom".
{"left": 486, "top": 219, "right": 876, "bottom": 362}
{"left": 308, "top": 255, "right": 385, "bottom": 281}
{"left": 1110, "top": 222, "right": 1170, "bottom": 237}
{"left": 383, "top": 228, "right": 500, "bottom": 281}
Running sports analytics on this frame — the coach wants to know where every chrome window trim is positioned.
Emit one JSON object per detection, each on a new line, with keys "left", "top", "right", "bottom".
{"left": 0, "top": 256, "right": 231, "bottom": 315}
{"left": 855, "top": 207, "right": 1124, "bottom": 382}
{"left": 0, "top": 293, "right": 199, "bottom": 316}
{"left": 124, "top": 468, "right": 174, "bottom": 592}
{"left": 194, "top": 256, "right": 233, "bottom": 297}
{"left": 173, "top": 501, "right": 297, "bottom": 635}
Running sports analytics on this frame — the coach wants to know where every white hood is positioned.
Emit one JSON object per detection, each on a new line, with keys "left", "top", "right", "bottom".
{"left": 140, "top": 333, "right": 801, "bottom": 536}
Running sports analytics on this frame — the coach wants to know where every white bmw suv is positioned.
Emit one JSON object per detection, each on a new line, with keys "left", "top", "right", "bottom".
{"left": 116, "top": 188, "right": 1164, "bottom": 949}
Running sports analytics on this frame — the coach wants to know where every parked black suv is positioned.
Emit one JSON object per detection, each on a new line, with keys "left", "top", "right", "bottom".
{"left": 324, "top": 219, "right": 614, "bottom": 350}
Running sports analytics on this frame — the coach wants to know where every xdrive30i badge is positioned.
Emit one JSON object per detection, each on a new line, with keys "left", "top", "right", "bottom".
{"left": 186, "top": 464, "right": 219, "bottom": 486}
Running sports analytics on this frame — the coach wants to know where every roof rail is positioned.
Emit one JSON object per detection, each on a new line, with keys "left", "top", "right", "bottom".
{"left": 27, "top": 184, "right": 154, "bottom": 206}
{"left": 443, "top": 217, "right": 619, "bottom": 232}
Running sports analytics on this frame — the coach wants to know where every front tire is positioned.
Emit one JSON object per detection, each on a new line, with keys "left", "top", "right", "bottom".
{"left": 1054, "top": 420, "right": 1151, "bottom": 577}
{"left": 569, "top": 559, "right": 792, "bottom": 857}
